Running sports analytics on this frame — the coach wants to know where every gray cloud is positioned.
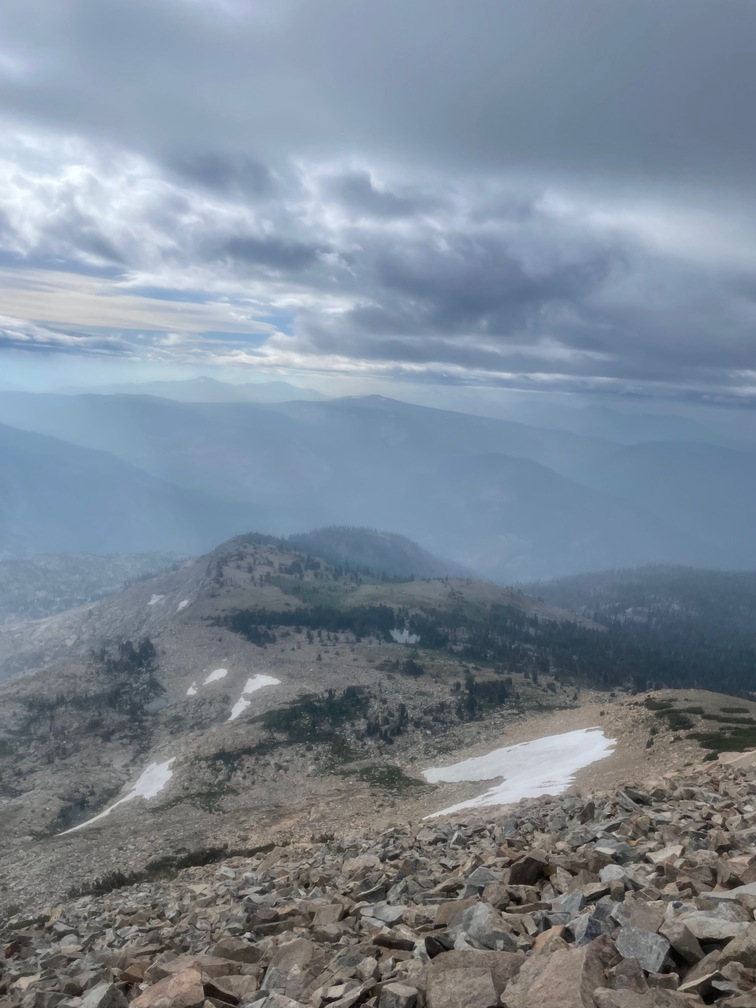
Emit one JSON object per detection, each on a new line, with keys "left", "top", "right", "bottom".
{"left": 166, "top": 152, "right": 275, "bottom": 199}
{"left": 1, "top": 0, "right": 755, "bottom": 197}
{"left": 213, "top": 234, "right": 330, "bottom": 274}
{"left": 326, "top": 170, "right": 434, "bottom": 219}
{"left": 0, "top": 0, "right": 753, "bottom": 399}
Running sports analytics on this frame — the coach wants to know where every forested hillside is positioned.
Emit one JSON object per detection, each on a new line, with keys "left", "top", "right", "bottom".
{"left": 526, "top": 566, "right": 756, "bottom": 696}
{"left": 207, "top": 544, "right": 755, "bottom": 697}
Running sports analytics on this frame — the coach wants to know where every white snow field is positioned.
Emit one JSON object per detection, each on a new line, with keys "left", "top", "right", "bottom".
{"left": 176, "top": 599, "right": 189, "bottom": 612}
{"left": 148, "top": 594, "right": 165, "bottom": 606}
{"left": 58, "top": 758, "right": 176, "bottom": 835}
{"left": 186, "top": 683, "right": 198, "bottom": 696}
{"left": 423, "top": 728, "right": 615, "bottom": 818}
{"left": 228, "top": 674, "right": 281, "bottom": 721}
{"left": 203, "top": 667, "right": 229, "bottom": 685}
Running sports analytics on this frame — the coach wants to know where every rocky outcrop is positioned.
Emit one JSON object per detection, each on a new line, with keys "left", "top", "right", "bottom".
{"left": 1, "top": 761, "right": 754, "bottom": 1008}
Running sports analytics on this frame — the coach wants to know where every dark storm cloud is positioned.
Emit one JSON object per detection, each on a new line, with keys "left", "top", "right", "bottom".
{"left": 0, "top": 0, "right": 754, "bottom": 397}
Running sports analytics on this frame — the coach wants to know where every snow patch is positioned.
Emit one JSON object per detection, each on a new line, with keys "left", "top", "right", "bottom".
{"left": 176, "top": 599, "right": 189, "bottom": 612}
{"left": 390, "top": 628, "right": 420, "bottom": 644}
{"left": 228, "top": 674, "right": 281, "bottom": 721}
{"left": 148, "top": 594, "right": 165, "bottom": 606}
{"left": 423, "top": 728, "right": 615, "bottom": 819}
{"left": 187, "top": 666, "right": 228, "bottom": 697}
{"left": 58, "top": 758, "right": 176, "bottom": 835}
{"left": 204, "top": 667, "right": 228, "bottom": 685}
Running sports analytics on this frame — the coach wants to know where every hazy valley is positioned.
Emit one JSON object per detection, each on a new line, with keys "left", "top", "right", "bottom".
{"left": 1, "top": 389, "right": 754, "bottom": 580}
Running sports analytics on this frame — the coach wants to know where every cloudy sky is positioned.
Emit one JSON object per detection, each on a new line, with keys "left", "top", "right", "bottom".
{"left": 0, "top": 0, "right": 755, "bottom": 402}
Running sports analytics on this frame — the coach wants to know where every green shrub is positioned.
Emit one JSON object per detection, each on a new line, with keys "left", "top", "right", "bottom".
{"left": 654, "top": 709, "right": 695, "bottom": 730}
{"left": 644, "top": 698, "right": 673, "bottom": 710}
{"left": 702, "top": 714, "right": 756, "bottom": 726}
{"left": 689, "top": 725, "right": 756, "bottom": 754}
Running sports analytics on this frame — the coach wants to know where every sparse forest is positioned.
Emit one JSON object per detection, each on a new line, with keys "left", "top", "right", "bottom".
{"left": 217, "top": 577, "right": 755, "bottom": 697}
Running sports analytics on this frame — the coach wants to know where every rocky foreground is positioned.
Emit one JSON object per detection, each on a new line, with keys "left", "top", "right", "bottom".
{"left": 2, "top": 759, "right": 755, "bottom": 1008}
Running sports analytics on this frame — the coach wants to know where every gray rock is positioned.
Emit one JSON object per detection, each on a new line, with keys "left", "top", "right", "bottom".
{"left": 552, "top": 891, "right": 585, "bottom": 918}
{"left": 569, "top": 913, "right": 611, "bottom": 947}
{"left": 680, "top": 913, "right": 749, "bottom": 943}
{"left": 615, "top": 927, "right": 670, "bottom": 974}
{"left": 258, "top": 996, "right": 307, "bottom": 1008}
{"left": 509, "top": 851, "right": 550, "bottom": 886}
{"left": 504, "top": 935, "right": 615, "bottom": 1008}
{"left": 369, "top": 903, "right": 405, "bottom": 925}
{"left": 719, "top": 923, "right": 756, "bottom": 969}
{"left": 594, "top": 989, "right": 703, "bottom": 1007}
{"left": 658, "top": 920, "right": 704, "bottom": 964}
{"left": 4, "top": 755, "right": 756, "bottom": 1008}
{"left": 424, "top": 949, "right": 524, "bottom": 995}
{"left": 699, "top": 882, "right": 756, "bottom": 903}
{"left": 458, "top": 903, "right": 517, "bottom": 952}
{"left": 425, "top": 966, "right": 498, "bottom": 1008}
{"left": 463, "top": 867, "right": 500, "bottom": 896}
{"left": 378, "top": 982, "right": 418, "bottom": 1008}
{"left": 79, "top": 985, "right": 128, "bottom": 1008}
{"left": 600, "top": 865, "right": 627, "bottom": 884}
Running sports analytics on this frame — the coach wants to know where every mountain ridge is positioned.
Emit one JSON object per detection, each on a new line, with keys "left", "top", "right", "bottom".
{"left": 286, "top": 527, "right": 473, "bottom": 580}
{"left": 0, "top": 422, "right": 257, "bottom": 556}
{"left": 66, "top": 377, "right": 329, "bottom": 403}
{"left": 1, "top": 391, "right": 748, "bottom": 577}
{"left": 1, "top": 531, "right": 755, "bottom": 934}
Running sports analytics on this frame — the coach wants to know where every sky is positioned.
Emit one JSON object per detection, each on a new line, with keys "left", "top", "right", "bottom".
{"left": 0, "top": 0, "right": 755, "bottom": 406}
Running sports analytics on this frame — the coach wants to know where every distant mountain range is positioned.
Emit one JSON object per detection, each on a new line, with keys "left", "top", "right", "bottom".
{"left": 69, "top": 377, "right": 329, "bottom": 403}
{"left": 0, "top": 390, "right": 754, "bottom": 578}
{"left": 0, "top": 422, "right": 256, "bottom": 555}
{"left": 502, "top": 401, "right": 746, "bottom": 448}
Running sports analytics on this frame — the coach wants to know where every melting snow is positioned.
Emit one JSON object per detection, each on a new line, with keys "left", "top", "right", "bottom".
{"left": 423, "top": 728, "right": 615, "bottom": 819}
{"left": 58, "top": 758, "right": 176, "bottom": 835}
{"left": 148, "top": 594, "right": 165, "bottom": 606}
{"left": 204, "top": 667, "right": 229, "bottom": 685}
{"left": 228, "top": 674, "right": 281, "bottom": 721}
{"left": 176, "top": 599, "right": 189, "bottom": 612}
{"left": 186, "top": 683, "right": 198, "bottom": 696}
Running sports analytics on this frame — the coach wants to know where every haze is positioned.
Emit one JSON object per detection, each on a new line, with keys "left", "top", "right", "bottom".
{"left": 0, "top": 1, "right": 755, "bottom": 580}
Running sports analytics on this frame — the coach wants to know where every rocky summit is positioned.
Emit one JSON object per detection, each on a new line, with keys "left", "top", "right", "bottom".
{"left": 2, "top": 757, "right": 755, "bottom": 1008}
